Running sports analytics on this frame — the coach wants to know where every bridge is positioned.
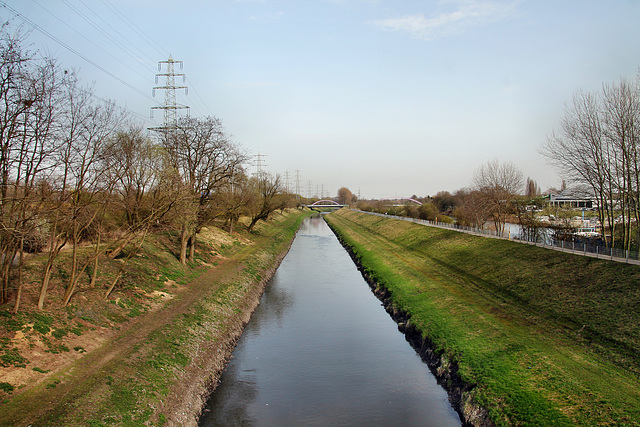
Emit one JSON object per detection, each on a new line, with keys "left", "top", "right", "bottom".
{"left": 380, "top": 197, "right": 423, "bottom": 207}
{"left": 304, "top": 200, "right": 345, "bottom": 211}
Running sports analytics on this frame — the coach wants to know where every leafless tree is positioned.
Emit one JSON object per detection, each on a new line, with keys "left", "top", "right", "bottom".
{"left": 101, "top": 127, "right": 181, "bottom": 298}
{"left": 163, "top": 116, "right": 247, "bottom": 264}
{"left": 472, "top": 159, "right": 524, "bottom": 235}
{"left": 103, "top": 125, "right": 172, "bottom": 261}
{"left": 247, "top": 173, "right": 283, "bottom": 232}
{"left": 452, "top": 188, "right": 491, "bottom": 229}
{"left": 0, "top": 24, "right": 62, "bottom": 309}
{"left": 109, "top": 127, "right": 163, "bottom": 226}
{"left": 212, "top": 171, "right": 252, "bottom": 233}
{"left": 602, "top": 78, "right": 640, "bottom": 250}
{"left": 57, "top": 79, "right": 127, "bottom": 306}
{"left": 525, "top": 178, "right": 540, "bottom": 197}
{"left": 542, "top": 89, "right": 615, "bottom": 244}
{"left": 542, "top": 77, "right": 640, "bottom": 250}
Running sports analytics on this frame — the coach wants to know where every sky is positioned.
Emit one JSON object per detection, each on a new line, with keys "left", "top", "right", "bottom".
{"left": 2, "top": 0, "right": 640, "bottom": 199}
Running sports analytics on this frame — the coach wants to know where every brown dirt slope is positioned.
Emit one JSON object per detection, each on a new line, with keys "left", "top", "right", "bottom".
{"left": 0, "top": 210, "right": 307, "bottom": 426}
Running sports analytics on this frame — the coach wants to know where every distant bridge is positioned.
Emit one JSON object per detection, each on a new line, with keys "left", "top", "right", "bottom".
{"left": 380, "top": 197, "right": 423, "bottom": 207}
{"left": 304, "top": 200, "right": 345, "bottom": 211}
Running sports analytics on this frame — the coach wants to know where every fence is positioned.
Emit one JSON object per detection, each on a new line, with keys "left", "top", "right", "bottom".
{"left": 357, "top": 210, "right": 640, "bottom": 265}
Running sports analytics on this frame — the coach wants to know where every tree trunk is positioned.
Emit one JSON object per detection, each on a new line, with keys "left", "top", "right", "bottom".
{"left": 39, "top": 212, "right": 66, "bottom": 310}
{"left": 65, "top": 222, "right": 79, "bottom": 306}
{"left": 104, "top": 270, "right": 123, "bottom": 300}
{"left": 0, "top": 254, "right": 12, "bottom": 304}
{"left": 89, "top": 232, "right": 101, "bottom": 288}
{"left": 38, "top": 259, "right": 54, "bottom": 310}
{"left": 107, "top": 231, "right": 139, "bottom": 260}
{"left": 180, "top": 226, "right": 189, "bottom": 265}
{"left": 13, "top": 238, "right": 24, "bottom": 314}
{"left": 248, "top": 217, "right": 260, "bottom": 232}
{"left": 188, "top": 234, "right": 196, "bottom": 263}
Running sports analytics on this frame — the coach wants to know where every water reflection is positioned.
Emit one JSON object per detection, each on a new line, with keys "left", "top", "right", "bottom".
{"left": 246, "top": 277, "right": 293, "bottom": 334}
{"left": 200, "top": 215, "right": 460, "bottom": 426}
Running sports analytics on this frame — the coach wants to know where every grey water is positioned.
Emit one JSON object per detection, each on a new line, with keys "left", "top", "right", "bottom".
{"left": 199, "top": 215, "right": 461, "bottom": 426}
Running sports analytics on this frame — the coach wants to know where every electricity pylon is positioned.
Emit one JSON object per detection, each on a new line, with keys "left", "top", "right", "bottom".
{"left": 150, "top": 55, "right": 189, "bottom": 133}
{"left": 253, "top": 153, "right": 267, "bottom": 178}
{"left": 284, "top": 171, "right": 290, "bottom": 193}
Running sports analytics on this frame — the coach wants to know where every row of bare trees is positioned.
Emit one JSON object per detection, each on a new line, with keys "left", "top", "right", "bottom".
{"left": 356, "top": 159, "right": 530, "bottom": 234}
{"left": 0, "top": 25, "right": 290, "bottom": 312}
{"left": 542, "top": 76, "right": 640, "bottom": 250}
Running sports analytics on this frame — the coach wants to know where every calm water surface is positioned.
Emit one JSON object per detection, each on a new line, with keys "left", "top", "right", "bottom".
{"left": 200, "top": 215, "right": 460, "bottom": 426}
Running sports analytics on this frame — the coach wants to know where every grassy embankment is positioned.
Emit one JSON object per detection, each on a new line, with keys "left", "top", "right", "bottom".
{"left": 326, "top": 209, "right": 640, "bottom": 426}
{"left": 0, "top": 209, "right": 311, "bottom": 426}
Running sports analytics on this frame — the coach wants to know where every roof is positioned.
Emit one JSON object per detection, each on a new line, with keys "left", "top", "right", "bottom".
{"left": 549, "top": 185, "right": 595, "bottom": 202}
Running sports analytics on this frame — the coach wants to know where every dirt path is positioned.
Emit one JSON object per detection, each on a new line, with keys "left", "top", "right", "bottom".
{"left": 0, "top": 258, "right": 231, "bottom": 426}
{"left": 0, "top": 212, "right": 305, "bottom": 426}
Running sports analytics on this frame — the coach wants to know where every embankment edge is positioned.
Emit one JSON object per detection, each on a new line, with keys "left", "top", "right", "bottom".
{"left": 325, "top": 216, "right": 494, "bottom": 427}
{"left": 163, "top": 230, "right": 299, "bottom": 426}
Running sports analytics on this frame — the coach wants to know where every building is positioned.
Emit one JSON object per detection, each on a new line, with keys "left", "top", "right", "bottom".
{"left": 548, "top": 186, "right": 595, "bottom": 209}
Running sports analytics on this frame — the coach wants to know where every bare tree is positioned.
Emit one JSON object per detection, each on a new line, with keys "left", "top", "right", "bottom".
{"left": 163, "top": 116, "right": 247, "bottom": 264}
{"left": 541, "top": 78, "right": 640, "bottom": 250}
{"left": 472, "top": 159, "right": 524, "bottom": 235}
{"left": 602, "top": 78, "right": 640, "bottom": 251}
{"left": 525, "top": 178, "right": 540, "bottom": 197}
{"left": 103, "top": 126, "right": 170, "bottom": 261}
{"left": 212, "top": 171, "right": 252, "bottom": 233}
{"left": 453, "top": 188, "right": 491, "bottom": 229}
{"left": 512, "top": 196, "right": 545, "bottom": 242}
{"left": 0, "top": 25, "right": 61, "bottom": 309}
{"left": 247, "top": 173, "right": 283, "bottom": 232}
{"left": 97, "top": 126, "right": 183, "bottom": 298}
{"left": 58, "top": 79, "right": 127, "bottom": 306}
{"left": 109, "top": 127, "right": 162, "bottom": 226}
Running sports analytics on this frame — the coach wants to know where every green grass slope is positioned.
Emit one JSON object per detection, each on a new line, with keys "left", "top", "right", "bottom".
{"left": 326, "top": 209, "right": 640, "bottom": 426}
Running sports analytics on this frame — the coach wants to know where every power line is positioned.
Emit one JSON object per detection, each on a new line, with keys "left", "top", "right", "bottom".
{"left": 78, "top": 0, "right": 158, "bottom": 66}
{"left": 54, "top": 1, "right": 216, "bottom": 119}
{"left": 100, "top": 0, "right": 167, "bottom": 59}
{"left": 91, "top": 0, "right": 215, "bottom": 117}
{"left": 78, "top": 85, "right": 158, "bottom": 125}
{"left": 29, "top": 0, "right": 152, "bottom": 82}
{"left": 1, "top": 1, "right": 161, "bottom": 105}
{"left": 186, "top": 78, "right": 214, "bottom": 117}
{"left": 58, "top": 0, "right": 156, "bottom": 69}
{"left": 5, "top": 1, "right": 215, "bottom": 121}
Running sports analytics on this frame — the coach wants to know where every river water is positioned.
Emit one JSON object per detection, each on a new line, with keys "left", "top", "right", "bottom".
{"left": 199, "top": 215, "right": 461, "bottom": 426}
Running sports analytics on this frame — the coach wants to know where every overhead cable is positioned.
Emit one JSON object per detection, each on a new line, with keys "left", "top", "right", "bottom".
{"left": 1, "top": 1, "right": 161, "bottom": 105}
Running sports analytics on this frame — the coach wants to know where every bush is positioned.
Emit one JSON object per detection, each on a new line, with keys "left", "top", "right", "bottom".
{"left": 0, "top": 382, "right": 14, "bottom": 393}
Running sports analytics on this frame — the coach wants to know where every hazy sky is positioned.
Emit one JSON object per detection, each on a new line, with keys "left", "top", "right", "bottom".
{"left": 3, "top": 0, "right": 640, "bottom": 199}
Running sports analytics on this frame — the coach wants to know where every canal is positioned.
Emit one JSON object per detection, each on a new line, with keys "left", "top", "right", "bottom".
{"left": 199, "top": 215, "right": 461, "bottom": 426}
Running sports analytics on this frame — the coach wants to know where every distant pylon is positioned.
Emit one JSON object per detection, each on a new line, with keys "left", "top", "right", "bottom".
{"left": 150, "top": 55, "right": 189, "bottom": 133}
{"left": 254, "top": 153, "right": 267, "bottom": 177}
{"left": 284, "top": 171, "right": 290, "bottom": 193}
